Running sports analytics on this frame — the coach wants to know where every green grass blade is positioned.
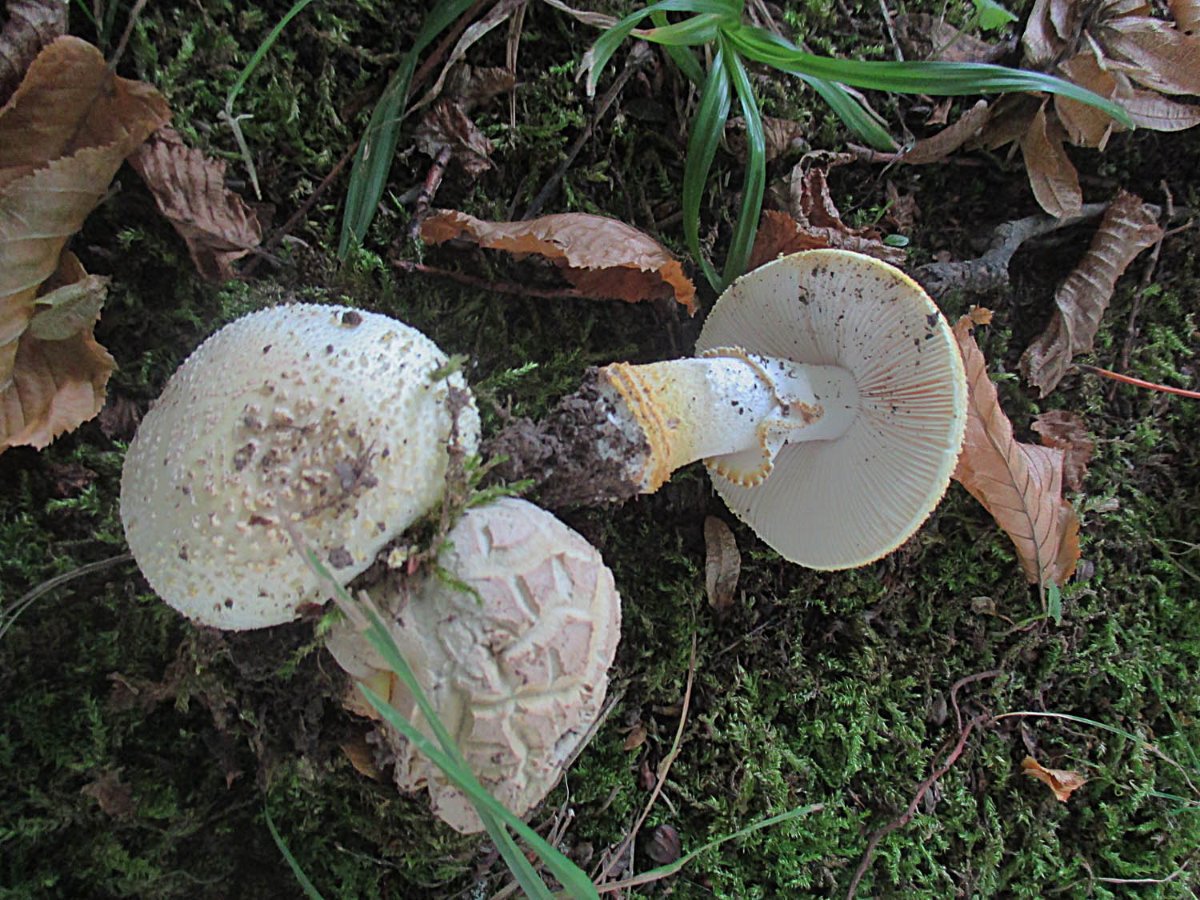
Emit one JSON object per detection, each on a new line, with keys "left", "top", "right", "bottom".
{"left": 603, "top": 804, "right": 824, "bottom": 890}
{"left": 362, "top": 684, "right": 599, "bottom": 900}
{"left": 726, "top": 24, "right": 1133, "bottom": 127}
{"left": 338, "top": 0, "right": 477, "bottom": 258}
{"left": 585, "top": 0, "right": 739, "bottom": 95}
{"left": 225, "top": 0, "right": 318, "bottom": 113}
{"left": 265, "top": 807, "right": 327, "bottom": 900}
{"left": 650, "top": 11, "right": 706, "bottom": 86}
{"left": 682, "top": 46, "right": 732, "bottom": 290}
{"left": 800, "top": 75, "right": 898, "bottom": 150}
{"left": 720, "top": 40, "right": 765, "bottom": 286}
{"left": 636, "top": 13, "right": 725, "bottom": 48}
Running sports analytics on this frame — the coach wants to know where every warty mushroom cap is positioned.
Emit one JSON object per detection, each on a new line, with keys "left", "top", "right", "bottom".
{"left": 326, "top": 497, "right": 621, "bottom": 834}
{"left": 120, "top": 303, "right": 479, "bottom": 629}
{"left": 696, "top": 249, "right": 967, "bottom": 569}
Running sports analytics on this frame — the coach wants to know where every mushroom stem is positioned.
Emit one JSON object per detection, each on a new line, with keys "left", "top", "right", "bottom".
{"left": 599, "top": 347, "right": 858, "bottom": 491}
{"left": 484, "top": 347, "right": 858, "bottom": 506}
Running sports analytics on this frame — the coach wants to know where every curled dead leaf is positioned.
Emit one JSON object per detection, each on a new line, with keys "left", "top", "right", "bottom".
{"left": 129, "top": 126, "right": 263, "bottom": 282}
{"left": 414, "top": 98, "right": 494, "bottom": 178}
{"left": 952, "top": 316, "right": 1080, "bottom": 588}
{"left": 704, "top": 516, "right": 741, "bottom": 613}
{"left": 0, "top": 0, "right": 67, "bottom": 107}
{"left": 420, "top": 210, "right": 697, "bottom": 314}
{"left": 1032, "top": 410, "right": 1094, "bottom": 492}
{"left": 340, "top": 734, "right": 383, "bottom": 781}
{"left": 1020, "top": 191, "right": 1162, "bottom": 396}
{"left": 1021, "top": 755, "right": 1088, "bottom": 802}
{"left": 1019, "top": 103, "right": 1082, "bottom": 219}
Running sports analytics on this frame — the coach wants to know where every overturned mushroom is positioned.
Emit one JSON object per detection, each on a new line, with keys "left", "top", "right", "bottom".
{"left": 489, "top": 249, "right": 967, "bottom": 568}
{"left": 327, "top": 497, "right": 621, "bottom": 834}
{"left": 120, "top": 304, "right": 479, "bottom": 629}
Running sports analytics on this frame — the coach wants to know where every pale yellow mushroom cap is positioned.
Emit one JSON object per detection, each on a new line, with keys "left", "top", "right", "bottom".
{"left": 697, "top": 250, "right": 968, "bottom": 569}
{"left": 328, "top": 497, "right": 621, "bottom": 834}
{"left": 120, "top": 304, "right": 479, "bottom": 629}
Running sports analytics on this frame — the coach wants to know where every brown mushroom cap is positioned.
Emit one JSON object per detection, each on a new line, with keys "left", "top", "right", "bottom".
{"left": 328, "top": 497, "right": 621, "bottom": 834}
{"left": 696, "top": 249, "right": 967, "bottom": 568}
{"left": 120, "top": 304, "right": 479, "bottom": 629}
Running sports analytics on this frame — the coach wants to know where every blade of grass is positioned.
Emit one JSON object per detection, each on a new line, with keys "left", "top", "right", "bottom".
{"left": 721, "top": 38, "right": 764, "bottom": 286}
{"left": 597, "top": 804, "right": 825, "bottom": 892}
{"left": 290, "top": 539, "right": 594, "bottom": 900}
{"left": 338, "top": 0, "right": 477, "bottom": 258}
{"left": 585, "top": 0, "right": 739, "bottom": 95}
{"left": 649, "top": 11, "right": 706, "bottom": 86}
{"left": 800, "top": 75, "right": 898, "bottom": 151}
{"left": 682, "top": 45, "right": 732, "bottom": 290}
{"left": 222, "top": 0, "right": 319, "bottom": 199}
{"left": 726, "top": 24, "right": 1133, "bottom": 127}
{"left": 265, "top": 807, "right": 327, "bottom": 900}
{"left": 635, "top": 12, "right": 726, "bottom": 47}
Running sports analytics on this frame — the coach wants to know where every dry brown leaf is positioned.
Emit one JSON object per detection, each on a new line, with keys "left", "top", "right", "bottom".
{"left": 1120, "top": 87, "right": 1200, "bottom": 130}
{"left": 1022, "top": 0, "right": 1063, "bottom": 65}
{"left": 1170, "top": 0, "right": 1200, "bottom": 33}
{"left": 1020, "top": 103, "right": 1082, "bottom": 218}
{"left": 1022, "top": 755, "right": 1088, "bottom": 802}
{"left": 897, "top": 13, "right": 1010, "bottom": 62}
{"left": 420, "top": 210, "right": 697, "bottom": 314}
{"left": 340, "top": 734, "right": 383, "bottom": 781}
{"left": 0, "top": 37, "right": 168, "bottom": 189}
{"left": 952, "top": 316, "right": 1081, "bottom": 587}
{"left": 902, "top": 100, "right": 993, "bottom": 164}
{"left": 80, "top": 769, "right": 135, "bottom": 819}
{"left": 414, "top": 98, "right": 494, "bottom": 177}
{"left": 1032, "top": 410, "right": 1094, "bottom": 491}
{"left": 0, "top": 0, "right": 67, "bottom": 106}
{"left": 1055, "top": 52, "right": 1121, "bottom": 148}
{"left": 704, "top": 516, "right": 741, "bottom": 613}
{"left": 129, "top": 126, "right": 263, "bottom": 281}
{"left": 1099, "top": 16, "right": 1200, "bottom": 95}
{"left": 1020, "top": 191, "right": 1162, "bottom": 395}
{"left": 752, "top": 165, "right": 905, "bottom": 269}
{"left": 622, "top": 722, "right": 648, "bottom": 751}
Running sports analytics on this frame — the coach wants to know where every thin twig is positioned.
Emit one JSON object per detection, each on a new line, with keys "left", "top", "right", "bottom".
{"left": 594, "top": 633, "right": 698, "bottom": 889}
{"left": 845, "top": 714, "right": 989, "bottom": 898}
{"left": 107, "top": 0, "right": 149, "bottom": 71}
{"left": 406, "top": 145, "right": 453, "bottom": 242}
{"left": 1, "top": 553, "right": 136, "bottom": 641}
{"left": 949, "top": 669, "right": 1003, "bottom": 733}
{"left": 522, "top": 42, "right": 652, "bottom": 220}
{"left": 391, "top": 258, "right": 589, "bottom": 300}
{"left": 1076, "top": 365, "right": 1200, "bottom": 400}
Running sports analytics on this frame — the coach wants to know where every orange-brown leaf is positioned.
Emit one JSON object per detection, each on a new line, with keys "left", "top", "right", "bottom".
{"left": 900, "top": 99, "right": 992, "bottom": 164}
{"left": 0, "top": 0, "right": 67, "bottom": 106}
{"left": 1022, "top": 755, "right": 1088, "bottom": 802}
{"left": 1032, "top": 410, "right": 1094, "bottom": 491}
{"left": 704, "top": 516, "right": 741, "bottom": 613}
{"left": 340, "top": 734, "right": 383, "bottom": 780}
{"left": 1099, "top": 16, "right": 1200, "bottom": 95}
{"left": 1054, "top": 52, "right": 1121, "bottom": 148}
{"left": 1019, "top": 103, "right": 1082, "bottom": 218}
{"left": 420, "top": 210, "right": 697, "bottom": 314}
{"left": 1021, "top": 191, "right": 1162, "bottom": 395}
{"left": 1170, "top": 0, "right": 1200, "bottom": 33}
{"left": 952, "top": 316, "right": 1081, "bottom": 587}
{"left": 129, "top": 127, "right": 263, "bottom": 282}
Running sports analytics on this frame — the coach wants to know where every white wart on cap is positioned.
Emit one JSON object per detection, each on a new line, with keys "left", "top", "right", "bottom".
{"left": 120, "top": 304, "right": 479, "bottom": 629}
{"left": 327, "top": 497, "right": 621, "bottom": 834}
{"left": 695, "top": 249, "right": 967, "bottom": 568}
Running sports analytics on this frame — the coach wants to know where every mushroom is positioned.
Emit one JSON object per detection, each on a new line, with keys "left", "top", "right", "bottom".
{"left": 488, "top": 249, "right": 968, "bottom": 568}
{"left": 120, "top": 304, "right": 479, "bottom": 629}
{"left": 326, "top": 497, "right": 621, "bottom": 834}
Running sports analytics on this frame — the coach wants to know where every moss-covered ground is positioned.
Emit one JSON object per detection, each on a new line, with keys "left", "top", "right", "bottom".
{"left": 2, "top": 1, "right": 1199, "bottom": 897}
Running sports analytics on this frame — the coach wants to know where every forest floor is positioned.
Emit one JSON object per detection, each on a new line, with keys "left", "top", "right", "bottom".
{"left": 2, "top": 1, "right": 1199, "bottom": 898}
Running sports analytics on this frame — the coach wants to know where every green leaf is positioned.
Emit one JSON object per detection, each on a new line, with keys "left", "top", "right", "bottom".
{"left": 636, "top": 12, "right": 725, "bottom": 48}
{"left": 338, "top": 0, "right": 478, "bottom": 258}
{"left": 972, "top": 0, "right": 1018, "bottom": 31}
{"left": 726, "top": 24, "right": 1133, "bottom": 127}
{"left": 29, "top": 275, "right": 109, "bottom": 341}
{"left": 721, "top": 38, "right": 765, "bottom": 286}
{"left": 682, "top": 44, "right": 732, "bottom": 290}
{"left": 799, "top": 75, "right": 898, "bottom": 150}
{"left": 650, "top": 11, "right": 706, "bottom": 85}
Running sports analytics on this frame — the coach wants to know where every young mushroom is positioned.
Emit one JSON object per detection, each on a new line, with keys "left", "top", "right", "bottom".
{"left": 326, "top": 497, "right": 621, "bottom": 834}
{"left": 489, "top": 249, "right": 968, "bottom": 568}
{"left": 120, "top": 304, "right": 479, "bottom": 629}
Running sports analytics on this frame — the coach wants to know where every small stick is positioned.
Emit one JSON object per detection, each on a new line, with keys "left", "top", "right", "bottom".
{"left": 949, "top": 669, "right": 1003, "bottom": 733}
{"left": 406, "top": 145, "right": 453, "bottom": 242}
{"left": 391, "top": 259, "right": 588, "bottom": 300}
{"left": 845, "top": 714, "right": 989, "bottom": 898}
{"left": 1076, "top": 365, "right": 1200, "bottom": 400}
{"left": 107, "top": 0, "right": 149, "bottom": 70}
